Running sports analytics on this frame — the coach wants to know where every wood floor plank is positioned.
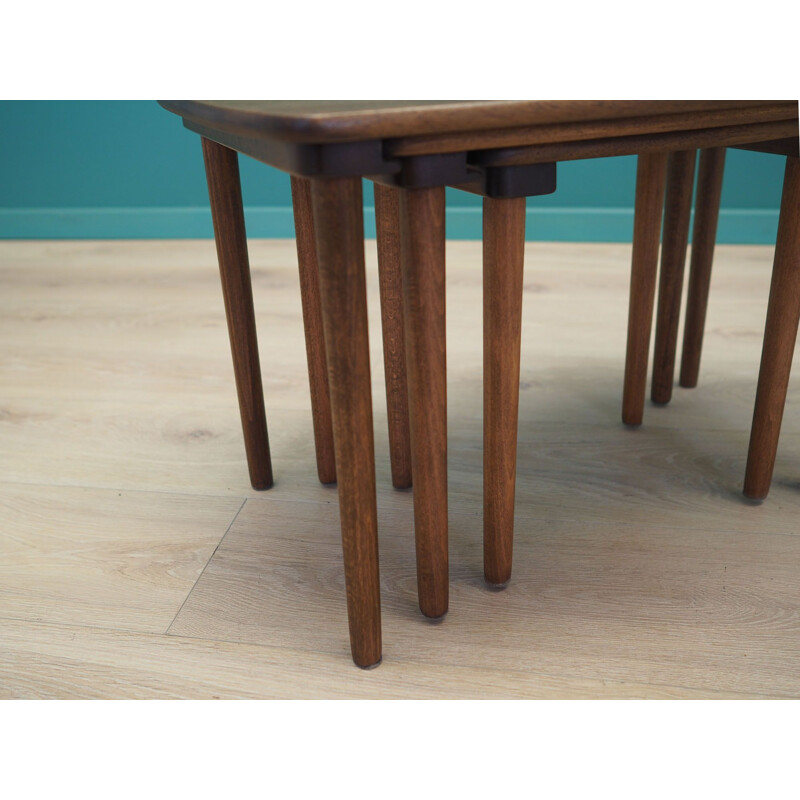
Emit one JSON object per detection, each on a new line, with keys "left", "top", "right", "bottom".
{"left": 2, "top": 394, "right": 799, "bottom": 532}
{"left": 169, "top": 497, "right": 800, "bottom": 697}
{"left": 1, "top": 239, "right": 798, "bottom": 698}
{"left": 1, "top": 240, "right": 796, "bottom": 502}
{"left": 0, "top": 483, "right": 242, "bottom": 632}
{"left": 0, "top": 619, "right": 767, "bottom": 699}
{"left": 451, "top": 421, "right": 800, "bottom": 535}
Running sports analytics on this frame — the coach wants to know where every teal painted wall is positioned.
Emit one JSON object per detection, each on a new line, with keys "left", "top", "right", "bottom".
{"left": 0, "top": 100, "right": 786, "bottom": 242}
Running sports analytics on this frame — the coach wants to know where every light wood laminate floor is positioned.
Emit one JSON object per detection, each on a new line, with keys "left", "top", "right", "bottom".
{"left": 1, "top": 238, "right": 798, "bottom": 699}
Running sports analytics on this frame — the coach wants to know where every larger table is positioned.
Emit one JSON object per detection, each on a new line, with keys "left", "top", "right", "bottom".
{"left": 159, "top": 100, "right": 799, "bottom": 668}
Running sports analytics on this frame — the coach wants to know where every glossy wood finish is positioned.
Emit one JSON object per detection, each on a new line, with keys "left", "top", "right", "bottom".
{"left": 374, "top": 184, "right": 412, "bottom": 490}
{"left": 167, "top": 101, "right": 796, "bottom": 186}
{"left": 622, "top": 152, "right": 669, "bottom": 426}
{"left": 309, "top": 177, "right": 381, "bottom": 667}
{"left": 161, "top": 100, "right": 794, "bottom": 144}
{"left": 399, "top": 186, "right": 448, "bottom": 619}
{"left": 471, "top": 120, "right": 798, "bottom": 167}
{"left": 680, "top": 148, "right": 727, "bottom": 388}
{"left": 201, "top": 138, "right": 273, "bottom": 490}
{"left": 389, "top": 105, "right": 796, "bottom": 157}
{"left": 483, "top": 197, "right": 527, "bottom": 587}
{"left": 652, "top": 150, "right": 697, "bottom": 404}
{"left": 290, "top": 176, "right": 336, "bottom": 485}
{"left": 744, "top": 157, "right": 800, "bottom": 501}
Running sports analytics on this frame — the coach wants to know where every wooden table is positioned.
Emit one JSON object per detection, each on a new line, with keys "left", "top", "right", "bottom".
{"left": 159, "top": 100, "right": 799, "bottom": 668}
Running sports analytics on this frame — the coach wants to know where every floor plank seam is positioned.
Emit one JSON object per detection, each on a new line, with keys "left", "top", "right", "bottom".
{"left": 164, "top": 497, "right": 247, "bottom": 635}
{"left": 0, "top": 614, "right": 175, "bottom": 638}
{"left": 0, "top": 477, "right": 252, "bottom": 503}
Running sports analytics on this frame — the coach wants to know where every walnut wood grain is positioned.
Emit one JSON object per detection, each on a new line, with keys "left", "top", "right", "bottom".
{"left": 160, "top": 100, "right": 794, "bottom": 144}
{"left": 399, "top": 186, "right": 449, "bottom": 619}
{"left": 290, "top": 176, "right": 336, "bottom": 485}
{"left": 652, "top": 150, "right": 697, "bottom": 404}
{"left": 622, "top": 153, "right": 669, "bottom": 426}
{"left": 201, "top": 137, "right": 273, "bottom": 490}
{"left": 310, "top": 177, "right": 381, "bottom": 667}
{"left": 388, "top": 105, "right": 797, "bottom": 157}
{"left": 680, "top": 148, "right": 727, "bottom": 388}
{"left": 374, "top": 184, "right": 412, "bottom": 490}
{"left": 483, "top": 197, "right": 526, "bottom": 587}
{"left": 471, "top": 120, "right": 798, "bottom": 167}
{"left": 743, "top": 157, "right": 800, "bottom": 501}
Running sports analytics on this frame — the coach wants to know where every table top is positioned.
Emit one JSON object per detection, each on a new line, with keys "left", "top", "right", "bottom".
{"left": 160, "top": 100, "right": 799, "bottom": 191}
{"left": 159, "top": 100, "right": 796, "bottom": 144}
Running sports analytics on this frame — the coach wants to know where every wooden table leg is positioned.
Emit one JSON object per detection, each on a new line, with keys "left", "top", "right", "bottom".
{"left": 201, "top": 137, "right": 273, "bottom": 490}
{"left": 483, "top": 197, "right": 526, "bottom": 587}
{"left": 743, "top": 156, "right": 800, "bottom": 501}
{"left": 310, "top": 176, "right": 381, "bottom": 668}
{"left": 652, "top": 150, "right": 696, "bottom": 404}
{"left": 680, "top": 147, "right": 726, "bottom": 388}
{"left": 399, "top": 186, "right": 449, "bottom": 619}
{"left": 374, "top": 184, "right": 413, "bottom": 490}
{"left": 622, "top": 152, "right": 669, "bottom": 426}
{"left": 290, "top": 176, "right": 336, "bottom": 485}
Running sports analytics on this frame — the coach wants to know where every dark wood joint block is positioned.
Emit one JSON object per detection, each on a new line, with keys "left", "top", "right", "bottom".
{"left": 453, "top": 162, "right": 557, "bottom": 199}
{"left": 370, "top": 152, "right": 477, "bottom": 189}
{"left": 733, "top": 138, "right": 799, "bottom": 158}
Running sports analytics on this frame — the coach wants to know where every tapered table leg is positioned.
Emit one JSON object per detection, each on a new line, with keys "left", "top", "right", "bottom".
{"left": 680, "top": 148, "right": 726, "bottom": 388}
{"left": 622, "top": 152, "right": 669, "bottom": 426}
{"left": 310, "top": 177, "right": 381, "bottom": 668}
{"left": 652, "top": 150, "right": 696, "bottom": 404}
{"left": 374, "top": 184, "right": 413, "bottom": 490}
{"left": 201, "top": 137, "right": 273, "bottom": 490}
{"left": 743, "top": 156, "right": 800, "bottom": 501}
{"left": 483, "top": 197, "right": 526, "bottom": 587}
{"left": 291, "top": 176, "right": 336, "bottom": 485}
{"left": 399, "top": 186, "right": 448, "bottom": 619}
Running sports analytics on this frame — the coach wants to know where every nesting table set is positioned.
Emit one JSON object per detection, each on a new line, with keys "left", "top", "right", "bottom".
{"left": 160, "top": 101, "right": 799, "bottom": 668}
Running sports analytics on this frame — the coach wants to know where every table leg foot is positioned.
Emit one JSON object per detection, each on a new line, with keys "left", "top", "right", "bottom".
{"left": 400, "top": 186, "right": 449, "bottom": 620}
{"left": 202, "top": 137, "right": 273, "bottom": 490}
{"left": 291, "top": 176, "right": 337, "bottom": 485}
{"left": 743, "top": 156, "right": 800, "bottom": 501}
{"left": 652, "top": 150, "right": 696, "bottom": 404}
{"left": 622, "top": 152, "right": 669, "bottom": 426}
{"left": 311, "top": 176, "right": 382, "bottom": 668}
{"left": 483, "top": 196, "right": 526, "bottom": 587}
{"left": 375, "top": 184, "right": 413, "bottom": 490}
{"left": 680, "top": 148, "right": 726, "bottom": 389}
